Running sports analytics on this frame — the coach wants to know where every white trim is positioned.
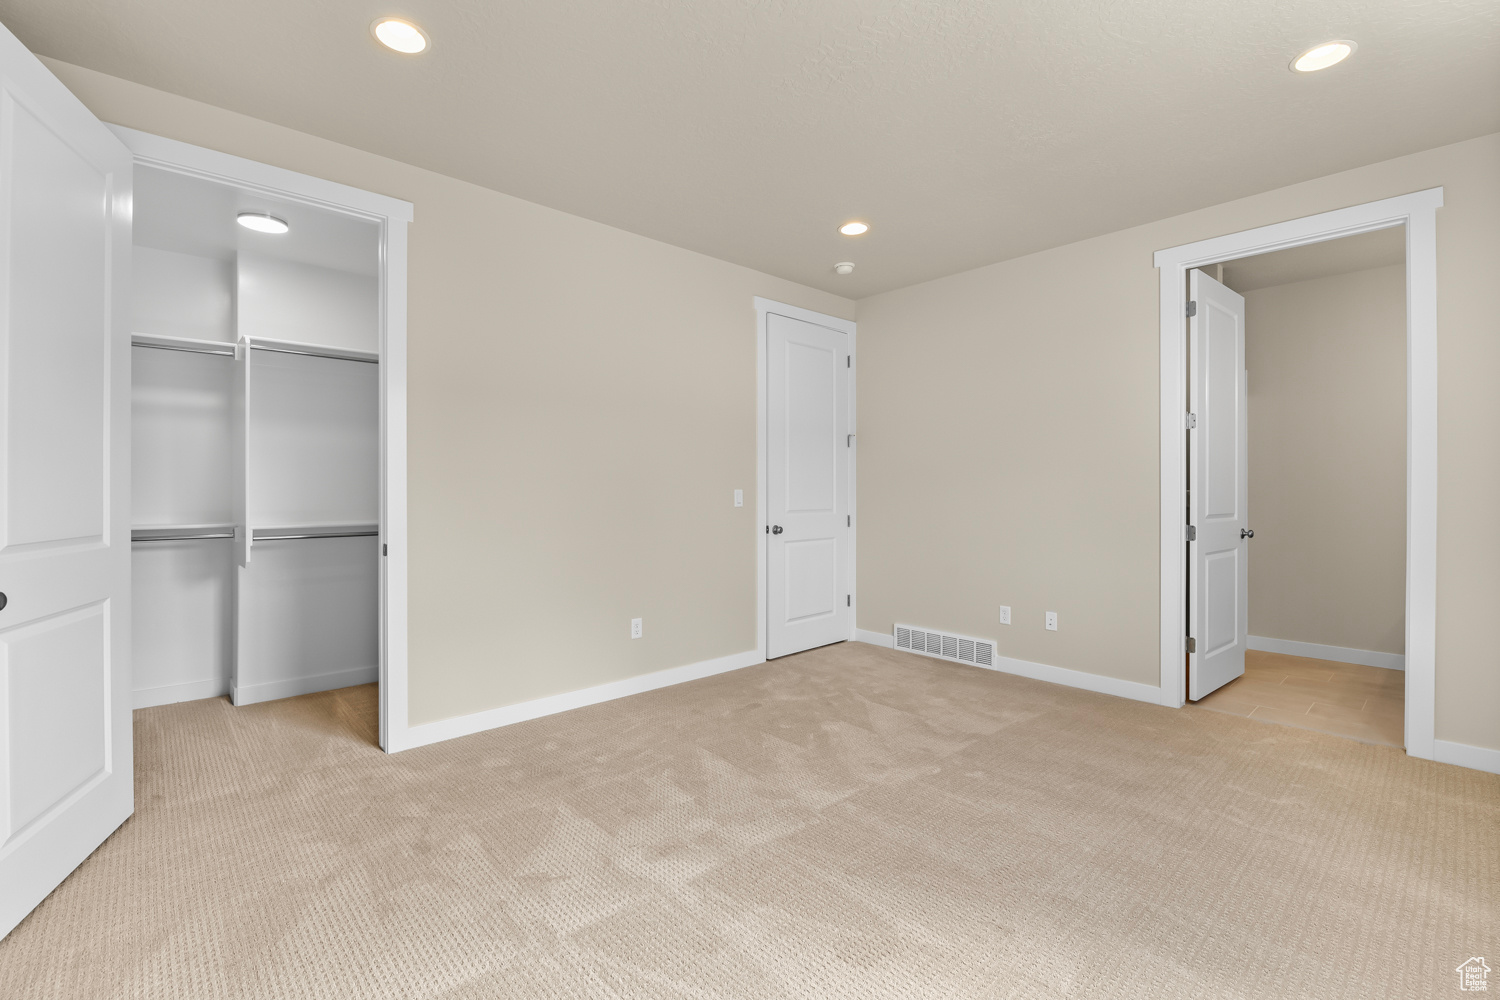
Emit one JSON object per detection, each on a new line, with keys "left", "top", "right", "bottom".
{"left": 886, "top": 634, "right": 1161, "bottom": 705}
{"left": 107, "top": 125, "right": 414, "bottom": 753}
{"left": 231, "top": 665, "right": 378, "bottom": 706}
{"left": 133, "top": 679, "right": 226, "bottom": 710}
{"left": 391, "top": 649, "right": 764, "bottom": 752}
{"left": 1433, "top": 740, "right": 1500, "bottom": 776}
{"left": 752, "top": 298, "right": 858, "bottom": 660}
{"left": 854, "top": 628, "right": 894, "bottom": 648}
{"left": 1247, "top": 635, "right": 1405, "bottom": 671}
{"left": 1154, "top": 188, "right": 1443, "bottom": 762}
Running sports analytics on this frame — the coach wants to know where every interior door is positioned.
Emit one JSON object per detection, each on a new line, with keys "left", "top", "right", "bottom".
{"left": 0, "top": 22, "right": 134, "bottom": 939}
{"left": 767, "top": 312, "right": 849, "bottom": 659}
{"left": 1189, "top": 269, "right": 1249, "bottom": 699}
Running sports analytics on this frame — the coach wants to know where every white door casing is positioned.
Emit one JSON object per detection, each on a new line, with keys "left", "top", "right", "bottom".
{"left": 766, "top": 312, "right": 849, "bottom": 659}
{"left": 0, "top": 23, "right": 134, "bottom": 939}
{"left": 1189, "top": 269, "right": 1248, "bottom": 699}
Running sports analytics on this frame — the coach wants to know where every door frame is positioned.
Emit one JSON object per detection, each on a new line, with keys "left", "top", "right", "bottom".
{"left": 1153, "top": 187, "right": 1442, "bottom": 759}
{"left": 753, "top": 298, "right": 857, "bottom": 661}
{"left": 107, "top": 126, "right": 415, "bottom": 753}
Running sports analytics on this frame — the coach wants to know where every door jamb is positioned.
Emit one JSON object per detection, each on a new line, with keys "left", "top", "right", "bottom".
{"left": 753, "top": 298, "right": 857, "bottom": 662}
{"left": 1153, "top": 187, "right": 1442, "bottom": 759}
{"left": 106, "top": 126, "right": 416, "bottom": 753}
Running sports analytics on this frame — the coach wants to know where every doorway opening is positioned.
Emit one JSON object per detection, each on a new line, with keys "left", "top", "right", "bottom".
{"left": 1154, "top": 188, "right": 1441, "bottom": 760}
{"left": 1184, "top": 230, "right": 1407, "bottom": 746}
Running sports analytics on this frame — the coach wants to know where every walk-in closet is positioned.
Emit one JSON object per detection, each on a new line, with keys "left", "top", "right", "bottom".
{"left": 129, "top": 159, "right": 383, "bottom": 710}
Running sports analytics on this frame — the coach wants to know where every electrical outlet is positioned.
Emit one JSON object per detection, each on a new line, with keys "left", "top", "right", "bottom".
{"left": 631, "top": 618, "right": 643, "bottom": 639}
{"left": 734, "top": 489, "right": 743, "bottom": 507}
{"left": 999, "top": 606, "right": 1011, "bottom": 625}
{"left": 1045, "top": 611, "right": 1058, "bottom": 631}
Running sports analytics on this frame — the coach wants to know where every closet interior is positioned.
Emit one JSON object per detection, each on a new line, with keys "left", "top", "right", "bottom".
{"left": 130, "top": 164, "right": 382, "bottom": 709}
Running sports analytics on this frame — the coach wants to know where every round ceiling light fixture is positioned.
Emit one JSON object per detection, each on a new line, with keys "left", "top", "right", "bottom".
{"left": 839, "top": 221, "right": 869, "bottom": 236}
{"left": 1291, "top": 40, "right": 1355, "bottom": 73}
{"left": 236, "top": 212, "right": 289, "bottom": 235}
{"left": 372, "top": 17, "right": 429, "bottom": 54}
{"left": 833, "top": 261, "right": 856, "bottom": 276}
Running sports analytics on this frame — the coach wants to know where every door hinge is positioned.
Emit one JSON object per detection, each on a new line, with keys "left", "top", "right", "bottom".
{"left": 382, "top": 543, "right": 388, "bottom": 556}
{"left": 847, "top": 514, "right": 851, "bottom": 527}
{"left": 847, "top": 433, "right": 855, "bottom": 447}
{"left": 1186, "top": 300, "right": 1197, "bottom": 318}
{"left": 1185, "top": 412, "right": 1197, "bottom": 430}
{"left": 847, "top": 595, "right": 851, "bottom": 607}
{"left": 1186, "top": 525, "right": 1197, "bottom": 542}
{"left": 847, "top": 355, "right": 851, "bottom": 368}
{"left": 1187, "top": 637, "right": 1196, "bottom": 653}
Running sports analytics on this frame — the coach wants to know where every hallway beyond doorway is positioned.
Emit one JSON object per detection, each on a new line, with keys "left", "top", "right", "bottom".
{"left": 1194, "top": 649, "right": 1404, "bottom": 747}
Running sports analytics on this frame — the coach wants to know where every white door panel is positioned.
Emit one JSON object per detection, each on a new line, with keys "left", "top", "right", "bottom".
{"left": 767, "top": 313, "right": 848, "bottom": 659}
{"left": 1189, "top": 270, "right": 1248, "bottom": 699}
{"left": 0, "top": 21, "right": 133, "bottom": 940}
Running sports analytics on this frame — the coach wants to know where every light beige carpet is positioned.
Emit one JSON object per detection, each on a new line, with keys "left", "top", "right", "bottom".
{"left": 1, "top": 642, "right": 1496, "bottom": 999}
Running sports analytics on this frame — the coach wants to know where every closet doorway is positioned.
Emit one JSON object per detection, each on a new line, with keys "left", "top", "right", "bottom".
{"left": 1155, "top": 189, "right": 1441, "bottom": 760}
{"left": 115, "top": 128, "right": 413, "bottom": 752}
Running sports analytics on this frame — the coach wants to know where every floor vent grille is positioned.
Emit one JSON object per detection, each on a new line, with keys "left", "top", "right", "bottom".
{"left": 894, "top": 624, "right": 996, "bottom": 669}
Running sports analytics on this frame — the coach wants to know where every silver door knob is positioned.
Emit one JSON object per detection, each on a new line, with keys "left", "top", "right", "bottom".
{"left": 1241, "top": 528, "right": 1255, "bottom": 539}
{"left": 771, "top": 525, "right": 783, "bottom": 534}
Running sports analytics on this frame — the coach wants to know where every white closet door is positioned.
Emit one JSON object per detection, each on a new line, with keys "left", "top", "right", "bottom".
{"left": 1189, "top": 269, "right": 1250, "bottom": 699}
{"left": 0, "top": 23, "right": 133, "bottom": 940}
{"left": 767, "top": 312, "right": 850, "bottom": 659}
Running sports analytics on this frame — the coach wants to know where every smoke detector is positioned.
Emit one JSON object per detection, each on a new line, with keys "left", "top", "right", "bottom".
{"left": 833, "top": 262, "right": 855, "bottom": 276}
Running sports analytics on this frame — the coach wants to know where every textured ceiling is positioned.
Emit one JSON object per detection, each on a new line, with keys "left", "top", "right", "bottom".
{"left": 1222, "top": 226, "right": 1405, "bottom": 292}
{"left": 3, "top": 1, "right": 1496, "bottom": 296}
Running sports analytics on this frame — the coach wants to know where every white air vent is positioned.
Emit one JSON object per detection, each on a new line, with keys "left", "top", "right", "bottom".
{"left": 894, "top": 624, "right": 996, "bottom": 669}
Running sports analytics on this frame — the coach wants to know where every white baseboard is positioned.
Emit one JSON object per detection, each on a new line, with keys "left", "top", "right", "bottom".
{"left": 393, "top": 649, "right": 765, "bottom": 752}
{"left": 1433, "top": 739, "right": 1500, "bottom": 776}
{"left": 232, "top": 665, "right": 378, "bottom": 706}
{"left": 134, "top": 677, "right": 229, "bottom": 710}
{"left": 1247, "top": 635, "right": 1405, "bottom": 671}
{"left": 855, "top": 628, "right": 1161, "bottom": 706}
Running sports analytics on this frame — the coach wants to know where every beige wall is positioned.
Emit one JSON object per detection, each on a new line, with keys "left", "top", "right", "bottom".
{"left": 856, "top": 132, "right": 1500, "bottom": 753}
{"left": 42, "top": 58, "right": 854, "bottom": 727}
{"left": 1242, "top": 265, "right": 1406, "bottom": 655}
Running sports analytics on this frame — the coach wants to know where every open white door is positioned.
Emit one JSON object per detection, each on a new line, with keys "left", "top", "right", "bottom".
{"left": 0, "top": 23, "right": 134, "bottom": 938}
{"left": 1188, "top": 269, "right": 1249, "bottom": 700}
{"left": 767, "top": 312, "right": 849, "bottom": 659}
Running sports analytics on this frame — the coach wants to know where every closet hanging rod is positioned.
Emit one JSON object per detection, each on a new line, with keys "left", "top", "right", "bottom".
{"left": 130, "top": 334, "right": 235, "bottom": 357}
{"left": 254, "top": 530, "right": 378, "bottom": 541}
{"left": 132, "top": 531, "right": 235, "bottom": 542}
{"left": 250, "top": 340, "right": 379, "bottom": 364}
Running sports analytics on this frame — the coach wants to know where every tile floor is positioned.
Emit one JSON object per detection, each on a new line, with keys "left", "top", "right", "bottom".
{"left": 1193, "top": 649, "right": 1405, "bottom": 747}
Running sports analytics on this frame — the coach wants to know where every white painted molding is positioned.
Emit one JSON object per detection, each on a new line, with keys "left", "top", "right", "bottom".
{"left": 232, "top": 665, "right": 378, "bottom": 707}
{"left": 1154, "top": 188, "right": 1443, "bottom": 758}
{"left": 134, "top": 679, "right": 227, "bottom": 710}
{"left": 1433, "top": 740, "right": 1500, "bottom": 776}
{"left": 864, "top": 627, "right": 1161, "bottom": 705}
{"left": 390, "top": 649, "right": 764, "bottom": 753}
{"left": 1247, "top": 635, "right": 1404, "bottom": 671}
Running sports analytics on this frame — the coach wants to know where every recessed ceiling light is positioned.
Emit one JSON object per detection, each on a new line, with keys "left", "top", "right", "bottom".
{"left": 1292, "top": 40, "right": 1355, "bottom": 73}
{"left": 839, "top": 222, "right": 869, "bottom": 236}
{"left": 372, "top": 17, "right": 429, "bottom": 54}
{"left": 833, "top": 262, "right": 856, "bottom": 276}
{"left": 237, "top": 213, "right": 289, "bottom": 235}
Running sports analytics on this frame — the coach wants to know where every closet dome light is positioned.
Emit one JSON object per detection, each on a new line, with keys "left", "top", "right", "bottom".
{"left": 372, "top": 18, "right": 429, "bottom": 54}
{"left": 236, "top": 213, "right": 289, "bottom": 235}
{"left": 1292, "top": 40, "right": 1355, "bottom": 72}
